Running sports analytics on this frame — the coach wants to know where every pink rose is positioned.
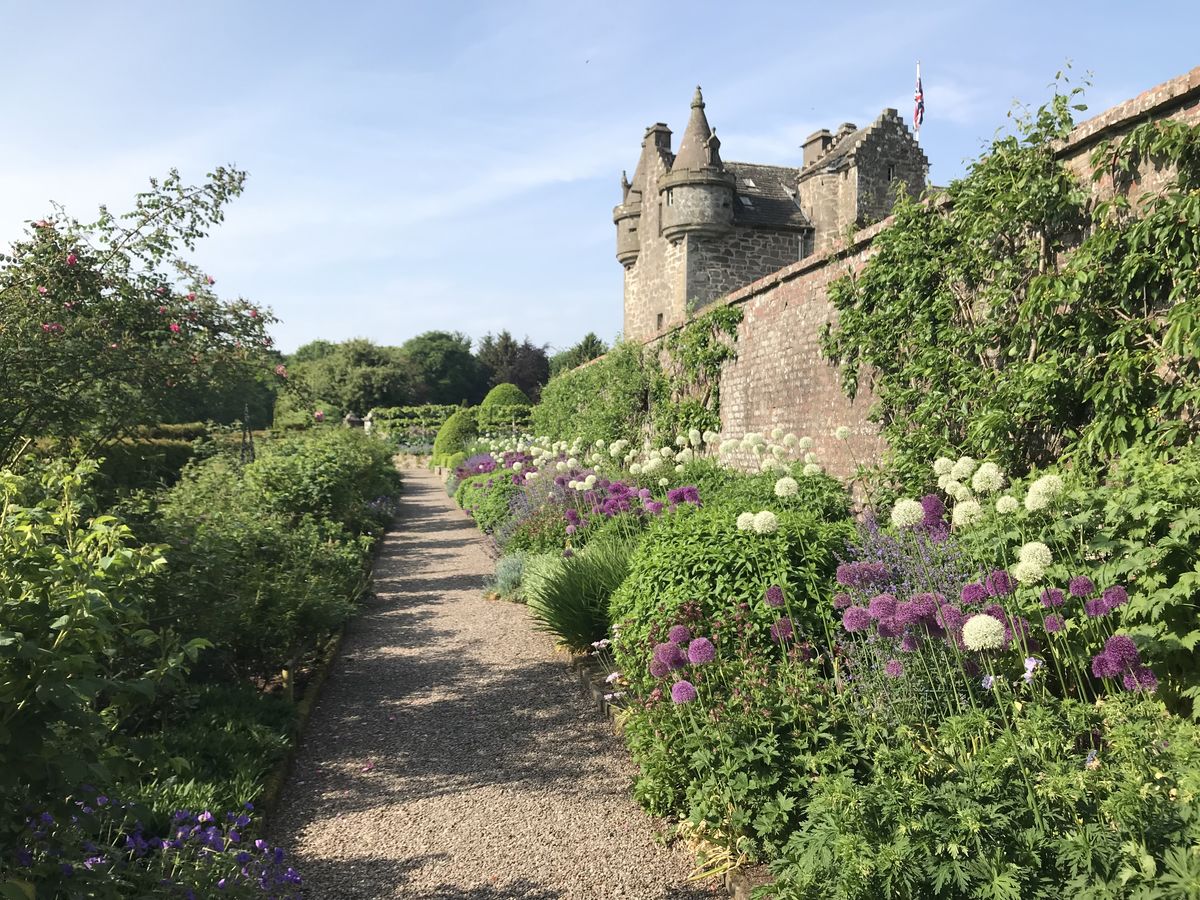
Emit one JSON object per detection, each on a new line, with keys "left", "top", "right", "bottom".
{"left": 65, "top": 253, "right": 77, "bottom": 266}
{"left": 205, "top": 275, "right": 215, "bottom": 285}
{"left": 274, "top": 364, "right": 288, "bottom": 378}
{"left": 313, "top": 410, "right": 325, "bottom": 422}
{"left": 169, "top": 323, "right": 181, "bottom": 334}
{"left": 186, "top": 292, "right": 196, "bottom": 301}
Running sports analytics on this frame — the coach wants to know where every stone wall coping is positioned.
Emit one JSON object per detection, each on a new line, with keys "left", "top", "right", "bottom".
{"left": 1057, "top": 65, "right": 1200, "bottom": 156}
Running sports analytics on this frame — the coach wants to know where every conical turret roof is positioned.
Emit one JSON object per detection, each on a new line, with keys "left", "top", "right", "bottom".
{"left": 672, "top": 86, "right": 722, "bottom": 171}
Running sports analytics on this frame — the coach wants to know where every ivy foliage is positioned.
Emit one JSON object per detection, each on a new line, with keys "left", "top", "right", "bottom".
{"left": 650, "top": 305, "right": 742, "bottom": 443}
{"left": 823, "top": 83, "right": 1200, "bottom": 487}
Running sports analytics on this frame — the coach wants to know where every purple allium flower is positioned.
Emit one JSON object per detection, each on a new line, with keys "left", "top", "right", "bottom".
{"left": 765, "top": 585, "right": 785, "bottom": 608}
{"left": 936, "top": 603, "right": 964, "bottom": 630}
{"left": 832, "top": 592, "right": 852, "bottom": 609}
{"left": 909, "top": 593, "right": 940, "bottom": 619}
{"left": 653, "top": 642, "right": 686, "bottom": 670}
{"left": 1068, "top": 575, "right": 1096, "bottom": 598}
{"left": 1084, "top": 598, "right": 1109, "bottom": 618}
{"left": 960, "top": 582, "right": 988, "bottom": 605}
{"left": 1040, "top": 587, "right": 1065, "bottom": 607}
{"left": 1134, "top": 666, "right": 1158, "bottom": 692}
{"left": 1091, "top": 651, "right": 1122, "bottom": 679}
{"left": 900, "top": 633, "right": 919, "bottom": 652}
{"left": 836, "top": 561, "right": 890, "bottom": 589}
{"left": 1044, "top": 613, "right": 1065, "bottom": 633}
{"left": 687, "top": 637, "right": 716, "bottom": 664}
{"left": 868, "top": 593, "right": 897, "bottom": 620}
{"left": 648, "top": 658, "right": 668, "bottom": 679}
{"left": 670, "top": 680, "right": 698, "bottom": 703}
{"left": 1104, "top": 634, "right": 1141, "bottom": 669}
{"left": 645, "top": 500, "right": 664, "bottom": 515}
{"left": 1102, "top": 585, "right": 1129, "bottom": 612}
{"left": 876, "top": 617, "right": 902, "bottom": 639}
{"left": 769, "top": 617, "right": 794, "bottom": 643}
{"left": 842, "top": 606, "right": 871, "bottom": 633}
{"left": 884, "top": 658, "right": 904, "bottom": 678}
{"left": 894, "top": 600, "right": 921, "bottom": 626}
{"left": 919, "top": 494, "right": 948, "bottom": 537}
{"left": 667, "top": 625, "right": 692, "bottom": 645}
{"left": 985, "top": 569, "right": 1015, "bottom": 597}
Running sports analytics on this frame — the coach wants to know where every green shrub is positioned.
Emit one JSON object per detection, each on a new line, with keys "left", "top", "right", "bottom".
{"left": 454, "top": 471, "right": 522, "bottom": 535}
{"left": 480, "top": 383, "right": 531, "bottom": 409}
{"left": 610, "top": 503, "right": 852, "bottom": 692}
{"left": 526, "top": 537, "right": 633, "bottom": 651}
{"left": 96, "top": 438, "right": 197, "bottom": 493}
{"left": 532, "top": 341, "right": 652, "bottom": 445}
{"left": 444, "top": 450, "right": 467, "bottom": 472}
{"left": 682, "top": 458, "right": 850, "bottom": 523}
{"left": 431, "top": 407, "right": 478, "bottom": 466}
{"left": 494, "top": 552, "right": 527, "bottom": 600}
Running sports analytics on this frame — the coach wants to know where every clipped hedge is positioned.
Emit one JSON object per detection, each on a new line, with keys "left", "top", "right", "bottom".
{"left": 531, "top": 341, "right": 652, "bottom": 446}
{"left": 477, "top": 403, "right": 533, "bottom": 434}
{"left": 431, "top": 407, "right": 478, "bottom": 466}
{"left": 480, "top": 383, "right": 530, "bottom": 409}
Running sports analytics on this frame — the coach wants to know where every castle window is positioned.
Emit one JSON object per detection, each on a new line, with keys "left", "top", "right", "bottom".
{"left": 738, "top": 195, "right": 754, "bottom": 207}
{"left": 656, "top": 313, "right": 664, "bottom": 331}
{"left": 741, "top": 177, "right": 757, "bottom": 188}
{"left": 666, "top": 189, "right": 673, "bottom": 206}
{"left": 887, "top": 165, "right": 895, "bottom": 182}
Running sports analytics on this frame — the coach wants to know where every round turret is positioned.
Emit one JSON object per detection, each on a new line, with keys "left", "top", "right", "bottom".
{"left": 614, "top": 170, "right": 641, "bottom": 267}
{"left": 659, "top": 87, "right": 735, "bottom": 242}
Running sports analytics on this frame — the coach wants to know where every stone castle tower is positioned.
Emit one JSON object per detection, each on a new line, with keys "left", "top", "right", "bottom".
{"left": 615, "top": 87, "right": 928, "bottom": 342}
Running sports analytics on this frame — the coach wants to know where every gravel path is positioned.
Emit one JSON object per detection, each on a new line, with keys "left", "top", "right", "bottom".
{"left": 272, "top": 467, "right": 718, "bottom": 899}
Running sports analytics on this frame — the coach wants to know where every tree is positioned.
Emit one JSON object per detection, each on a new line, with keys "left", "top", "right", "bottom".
{"left": 401, "top": 331, "right": 488, "bottom": 405}
{"left": 476, "top": 330, "right": 550, "bottom": 400}
{"left": 289, "top": 339, "right": 418, "bottom": 415}
{"left": 0, "top": 167, "right": 281, "bottom": 460}
{"left": 549, "top": 332, "right": 607, "bottom": 377}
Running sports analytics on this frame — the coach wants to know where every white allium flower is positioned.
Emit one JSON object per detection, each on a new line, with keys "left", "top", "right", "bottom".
{"left": 567, "top": 457, "right": 578, "bottom": 469}
{"left": 962, "top": 614, "right": 1005, "bottom": 651}
{"left": 803, "top": 463, "right": 823, "bottom": 477}
{"left": 804, "top": 452, "right": 818, "bottom": 464}
{"left": 658, "top": 478, "right": 669, "bottom": 487}
{"left": 890, "top": 498, "right": 925, "bottom": 529}
{"left": 1012, "top": 559, "right": 1046, "bottom": 585}
{"left": 596, "top": 439, "right": 606, "bottom": 450}
{"left": 584, "top": 474, "right": 597, "bottom": 489}
{"left": 1018, "top": 541, "right": 1053, "bottom": 569}
{"left": 556, "top": 461, "right": 567, "bottom": 472}
{"left": 995, "top": 495, "right": 1020, "bottom": 515}
{"left": 675, "top": 434, "right": 688, "bottom": 447}
{"left": 752, "top": 511, "right": 779, "bottom": 534}
{"left": 675, "top": 448, "right": 694, "bottom": 464}
{"left": 933, "top": 456, "right": 954, "bottom": 477}
{"left": 702, "top": 430, "right": 717, "bottom": 445}
{"left": 744, "top": 432, "right": 765, "bottom": 446}
{"left": 675, "top": 464, "right": 685, "bottom": 473}
{"left": 568, "top": 480, "right": 578, "bottom": 490}
{"left": 774, "top": 476, "right": 799, "bottom": 498}
{"left": 834, "top": 426, "right": 851, "bottom": 441}
{"left": 1024, "top": 474, "right": 1065, "bottom": 512}
{"left": 799, "top": 436, "right": 814, "bottom": 450}
{"left": 688, "top": 428, "right": 702, "bottom": 447}
{"left": 943, "top": 479, "right": 972, "bottom": 502}
{"left": 629, "top": 463, "right": 642, "bottom": 475}
{"left": 771, "top": 444, "right": 787, "bottom": 460}
{"left": 660, "top": 447, "right": 674, "bottom": 459}
{"left": 783, "top": 433, "right": 799, "bottom": 448}
{"left": 951, "top": 499, "right": 983, "bottom": 527}
{"left": 950, "top": 456, "right": 978, "bottom": 482}
{"left": 770, "top": 427, "right": 785, "bottom": 441}
{"left": 971, "top": 461, "right": 1005, "bottom": 494}
{"left": 719, "top": 439, "right": 738, "bottom": 455}
{"left": 644, "top": 456, "right": 662, "bottom": 473}
{"left": 736, "top": 512, "right": 756, "bottom": 531}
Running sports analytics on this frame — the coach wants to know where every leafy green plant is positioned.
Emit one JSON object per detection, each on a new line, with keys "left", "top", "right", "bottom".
{"left": 431, "top": 406, "right": 478, "bottom": 466}
{"left": 525, "top": 537, "right": 633, "bottom": 651}
{"left": 650, "top": 305, "right": 742, "bottom": 443}
{"left": 493, "top": 552, "right": 527, "bottom": 600}
{"left": 531, "top": 341, "right": 653, "bottom": 445}
{"left": 480, "top": 383, "right": 531, "bottom": 409}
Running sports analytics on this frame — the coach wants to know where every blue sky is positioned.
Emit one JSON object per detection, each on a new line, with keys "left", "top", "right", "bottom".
{"left": 2, "top": 1, "right": 1197, "bottom": 354}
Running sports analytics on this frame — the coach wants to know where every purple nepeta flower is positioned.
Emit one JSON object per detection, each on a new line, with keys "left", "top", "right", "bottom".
{"left": 687, "top": 637, "right": 716, "bottom": 664}
{"left": 836, "top": 561, "right": 890, "bottom": 589}
{"left": 1068, "top": 576, "right": 1096, "bottom": 598}
{"left": 842, "top": 606, "right": 871, "bottom": 633}
{"left": 1102, "top": 585, "right": 1129, "bottom": 612}
{"left": 985, "top": 570, "right": 1015, "bottom": 597}
{"left": 833, "top": 592, "right": 852, "bottom": 609}
{"left": 1044, "top": 613, "right": 1065, "bottom": 633}
{"left": 667, "top": 625, "right": 692, "bottom": 645}
{"left": 670, "top": 680, "right": 697, "bottom": 703}
{"left": 884, "top": 658, "right": 904, "bottom": 678}
{"left": 961, "top": 582, "right": 988, "bottom": 605}
{"left": 1040, "top": 587, "right": 1065, "bottom": 607}
{"left": 769, "top": 617, "right": 794, "bottom": 643}
{"left": 868, "top": 593, "right": 897, "bottom": 620}
{"left": 765, "top": 585, "right": 786, "bottom": 608}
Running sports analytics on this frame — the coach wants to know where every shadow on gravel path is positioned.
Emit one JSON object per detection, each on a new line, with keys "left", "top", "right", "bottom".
{"left": 271, "top": 468, "right": 719, "bottom": 900}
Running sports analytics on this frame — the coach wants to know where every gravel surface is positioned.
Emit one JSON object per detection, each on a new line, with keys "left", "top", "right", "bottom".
{"left": 271, "top": 467, "right": 719, "bottom": 899}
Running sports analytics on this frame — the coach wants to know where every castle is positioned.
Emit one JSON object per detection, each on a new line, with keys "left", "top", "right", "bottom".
{"left": 614, "top": 87, "right": 929, "bottom": 342}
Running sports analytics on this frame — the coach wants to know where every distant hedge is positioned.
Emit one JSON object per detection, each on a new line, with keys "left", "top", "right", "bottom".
{"left": 369, "top": 405, "right": 459, "bottom": 445}
{"left": 531, "top": 342, "right": 651, "bottom": 446}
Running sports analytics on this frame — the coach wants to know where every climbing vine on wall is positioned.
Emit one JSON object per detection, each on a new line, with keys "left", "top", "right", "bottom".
{"left": 822, "top": 80, "right": 1200, "bottom": 489}
{"left": 650, "top": 305, "right": 743, "bottom": 442}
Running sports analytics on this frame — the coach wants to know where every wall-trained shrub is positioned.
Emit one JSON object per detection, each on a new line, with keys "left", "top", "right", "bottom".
{"left": 531, "top": 341, "right": 652, "bottom": 446}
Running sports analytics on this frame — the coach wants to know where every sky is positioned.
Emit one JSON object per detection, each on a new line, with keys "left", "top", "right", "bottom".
{"left": 1, "top": 1, "right": 1197, "bottom": 355}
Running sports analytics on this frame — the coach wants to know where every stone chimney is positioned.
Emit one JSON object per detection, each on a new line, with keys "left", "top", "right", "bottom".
{"left": 802, "top": 129, "right": 833, "bottom": 168}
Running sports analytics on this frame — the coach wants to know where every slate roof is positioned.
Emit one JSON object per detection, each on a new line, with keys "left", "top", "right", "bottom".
{"left": 724, "top": 161, "right": 811, "bottom": 230}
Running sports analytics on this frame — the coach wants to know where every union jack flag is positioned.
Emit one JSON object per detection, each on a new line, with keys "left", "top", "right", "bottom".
{"left": 914, "top": 65, "right": 925, "bottom": 132}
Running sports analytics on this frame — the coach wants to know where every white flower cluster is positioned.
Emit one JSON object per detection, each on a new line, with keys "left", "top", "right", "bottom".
{"left": 1024, "top": 473, "right": 1065, "bottom": 512}
{"left": 1012, "top": 541, "right": 1052, "bottom": 584}
{"left": 890, "top": 498, "right": 925, "bottom": 529}
{"left": 962, "top": 614, "right": 1005, "bottom": 651}
{"left": 774, "top": 476, "right": 799, "bottom": 498}
{"left": 736, "top": 510, "right": 779, "bottom": 534}
{"left": 930, "top": 455, "right": 1010, "bottom": 529}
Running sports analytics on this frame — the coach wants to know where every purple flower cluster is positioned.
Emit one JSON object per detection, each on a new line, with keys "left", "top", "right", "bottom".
{"left": 764, "top": 585, "right": 786, "bottom": 608}
{"left": 769, "top": 617, "right": 794, "bottom": 644}
{"left": 666, "top": 485, "right": 702, "bottom": 507}
{"left": 454, "top": 452, "right": 496, "bottom": 480}
{"left": 1090, "top": 634, "right": 1157, "bottom": 692}
{"left": 648, "top": 624, "right": 716, "bottom": 678}
{"left": 918, "top": 494, "right": 949, "bottom": 542}
{"left": 836, "top": 561, "right": 891, "bottom": 589}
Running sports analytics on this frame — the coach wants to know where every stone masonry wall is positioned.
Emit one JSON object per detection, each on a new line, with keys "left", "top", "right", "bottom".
{"left": 623, "top": 155, "right": 687, "bottom": 341}
{"left": 664, "top": 66, "right": 1200, "bottom": 480}
{"left": 855, "top": 117, "right": 928, "bottom": 225}
{"left": 686, "top": 228, "right": 801, "bottom": 313}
